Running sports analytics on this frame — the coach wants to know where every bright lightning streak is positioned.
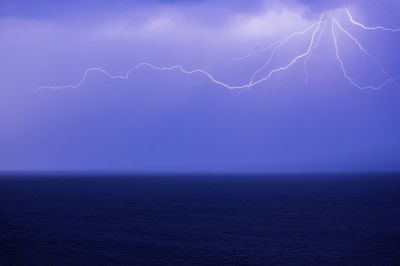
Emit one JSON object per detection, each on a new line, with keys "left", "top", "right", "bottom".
{"left": 246, "top": 18, "right": 325, "bottom": 89}
{"left": 304, "top": 20, "right": 327, "bottom": 82}
{"left": 333, "top": 19, "right": 400, "bottom": 89}
{"left": 246, "top": 15, "right": 325, "bottom": 88}
{"left": 38, "top": 63, "right": 250, "bottom": 91}
{"left": 38, "top": 9, "right": 400, "bottom": 91}
{"left": 38, "top": 16, "right": 326, "bottom": 91}
{"left": 331, "top": 18, "right": 399, "bottom": 90}
{"left": 346, "top": 9, "right": 400, "bottom": 32}
{"left": 233, "top": 21, "right": 321, "bottom": 62}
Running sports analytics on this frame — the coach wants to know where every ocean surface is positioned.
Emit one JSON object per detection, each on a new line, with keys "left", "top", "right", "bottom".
{"left": 1, "top": 175, "right": 400, "bottom": 265}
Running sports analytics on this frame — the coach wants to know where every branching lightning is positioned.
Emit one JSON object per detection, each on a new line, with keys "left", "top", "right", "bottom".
{"left": 345, "top": 9, "right": 400, "bottom": 32}
{"left": 38, "top": 8, "right": 400, "bottom": 91}
{"left": 304, "top": 20, "right": 327, "bottom": 82}
{"left": 246, "top": 16, "right": 326, "bottom": 89}
{"left": 332, "top": 18, "right": 400, "bottom": 90}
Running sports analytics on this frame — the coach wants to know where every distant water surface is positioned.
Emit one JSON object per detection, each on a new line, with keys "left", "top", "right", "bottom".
{"left": 0, "top": 175, "right": 400, "bottom": 265}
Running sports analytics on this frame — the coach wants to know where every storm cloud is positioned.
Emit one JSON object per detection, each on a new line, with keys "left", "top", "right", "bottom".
{"left": 1, "top": 0, "right": 400, "bottom": 173}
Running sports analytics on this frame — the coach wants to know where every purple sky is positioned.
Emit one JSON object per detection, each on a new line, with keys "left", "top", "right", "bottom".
{"left": 1, "top": 0, "right": 400, "bottom": 173}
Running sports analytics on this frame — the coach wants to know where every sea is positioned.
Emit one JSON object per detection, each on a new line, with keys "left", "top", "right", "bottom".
{"left": 1, "top": 175, "right": 399, "bottom": 265}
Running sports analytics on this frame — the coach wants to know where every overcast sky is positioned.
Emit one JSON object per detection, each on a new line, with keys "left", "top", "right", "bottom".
{"left": 1, "top": 0, "right": 400, "bottom": 173}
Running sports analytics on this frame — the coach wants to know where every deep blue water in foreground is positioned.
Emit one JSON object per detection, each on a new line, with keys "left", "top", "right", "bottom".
{"left": 1, "top": 175, "right": 400, "bottom": 265}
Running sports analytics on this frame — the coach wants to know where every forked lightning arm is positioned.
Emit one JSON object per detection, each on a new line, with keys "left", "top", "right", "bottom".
{"left": 38, "top": 9, "right": 400, "bottom": 91}
{"left": 346, "top": 9, "right": 400, "bottom": 32}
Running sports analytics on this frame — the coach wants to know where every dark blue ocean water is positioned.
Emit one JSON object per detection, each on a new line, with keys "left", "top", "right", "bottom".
{"left": 1, "top": 175, "right": 400, "bottom": 265}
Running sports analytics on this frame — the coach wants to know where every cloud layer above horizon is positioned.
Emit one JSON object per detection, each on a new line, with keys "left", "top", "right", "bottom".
{"left": 1, "top": 0, "right": 400, "bottom": 173}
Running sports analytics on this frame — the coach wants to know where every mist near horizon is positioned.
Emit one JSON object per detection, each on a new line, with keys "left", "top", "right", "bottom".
{"left": 1, "top": 0, "right": 400, "bottom": 174}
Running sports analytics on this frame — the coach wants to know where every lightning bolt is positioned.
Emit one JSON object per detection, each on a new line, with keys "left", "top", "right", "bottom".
{"left": 38, "top": 63, "right": 250, "bottom": 91}
{"left": 334, "top": 18, "right": 399, "bottom": 88}
{"left": 245, "top": 17, "right": 326, "bottom": 89}
{"left": 304, "top": 20, "right": 327, "bottom": 82}
{"left": 332, "top": 17, "right": 400, "bottom": 90}
{"left": 38, "top": 9, "right": 400, "bottom": 91}
{"left": 233, "top": 21, "right": 321, "bottom": 62}
{"left": 346, "top": 9, "right": 400, "bottom": 32}
{"left": 244, "top": 15, "right": 325, "bottom": 89}
{"left": 38, "top": 16, "right": 326, "bottom": 91}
